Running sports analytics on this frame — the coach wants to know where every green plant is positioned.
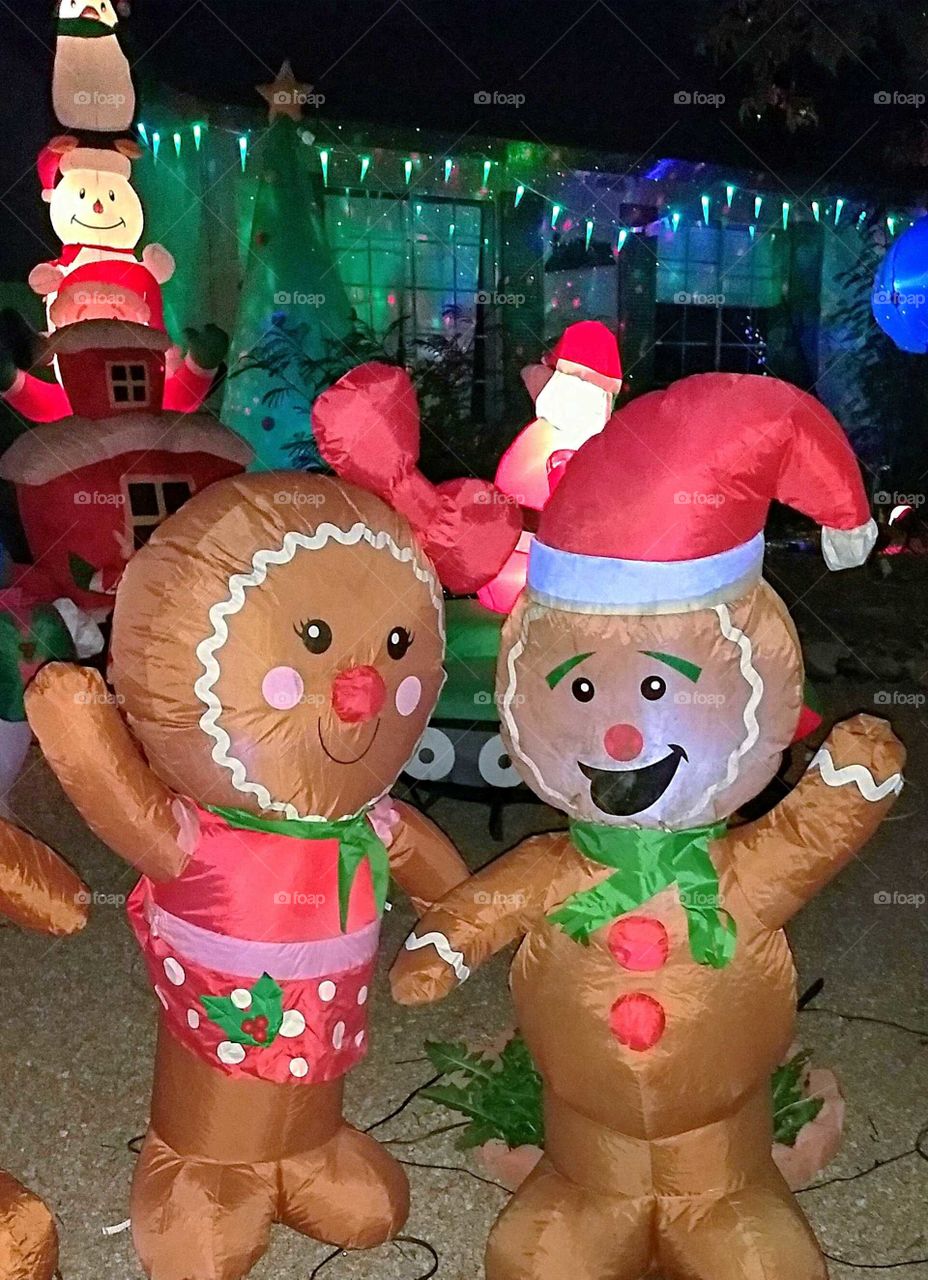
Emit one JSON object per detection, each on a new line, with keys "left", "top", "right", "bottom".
{"left": 421, "top": 1036, "right": 544, "bottom": 1151}
{"left": 771, "top": 1049, "right": 824, "bottom": 1147}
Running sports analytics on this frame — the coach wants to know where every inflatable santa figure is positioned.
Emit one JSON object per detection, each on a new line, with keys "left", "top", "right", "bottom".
{"left": 394, "top": 373, "right": 902, "bottom": 1280}
{"left": 2, "top": 140, "right": 225, "bottom": 420}
{"left": 52, "top": 0, "right": 135, "bottom": 134}
{"left": 478, "top": 320, "right": 621, "bottom": 613}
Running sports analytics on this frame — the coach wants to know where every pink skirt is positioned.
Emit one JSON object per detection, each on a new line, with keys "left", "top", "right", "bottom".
{"left": 128, "top": 881, "right": 378, "bottom": 1084}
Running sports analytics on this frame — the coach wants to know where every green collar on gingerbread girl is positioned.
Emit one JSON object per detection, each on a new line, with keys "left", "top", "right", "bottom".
{"left": 205, "top": 803, "right": 390, "bottom": 931}
{"left": 551, "top": 820, "right": 736, "bottom": 968}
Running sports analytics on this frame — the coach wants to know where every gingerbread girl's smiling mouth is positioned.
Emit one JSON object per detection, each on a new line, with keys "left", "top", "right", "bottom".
{"left": 579, "top": 744, "right": 687, "bottom": 816}
{"left": 317, "top": 717, "right": 381, "bottom": 765}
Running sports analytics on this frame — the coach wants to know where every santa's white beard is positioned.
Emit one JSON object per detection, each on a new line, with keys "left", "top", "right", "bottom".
{"left": 534, "top": 370, "right": 610, "bottom": 445}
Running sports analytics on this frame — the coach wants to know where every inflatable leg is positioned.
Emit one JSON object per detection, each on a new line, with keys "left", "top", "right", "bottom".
{"left": 657, "top": 1163, "right": 827, "bottom": 1280}
{"left": 485, "top": 1157, "right": 653, "bottom": 1280}
{"left": 277, "top": 1125, "right": 409, "bottom": 1248}
{"left": 0, "top": 1170, "right": 58, "bottom": 1280}
{"left": 130, "top": 1132, "right": 276, "bottom": 1280}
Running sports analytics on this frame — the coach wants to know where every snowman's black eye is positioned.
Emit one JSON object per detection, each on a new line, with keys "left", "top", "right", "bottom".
{"left": 109, "top": 190, "right": 115, "bottom": 201}
{"left": 79, "top": 188, "right": 86, "bottom": 199}
{"left": 571, "top": 677, "right": 595, "bottom": 703}
{"left": 641, "top": 675, "right": 666, "bottom": 701}
{"left": 295, "top": 618, "right": 331, "bottom": 654}
{"left": 387, "top": 626, "right": 413, "bottom": 660}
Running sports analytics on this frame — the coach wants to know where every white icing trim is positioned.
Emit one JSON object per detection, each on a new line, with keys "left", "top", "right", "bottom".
{"left": 193, "top": 521, "right": 443, "bottom": 821}
{"left": 404, "top": 930, "right": 470, "bottom": 983}
{"left": 821, "top": 519, "right": 878, "bottom": 570}
{"left": 810, "top": 747, "right": 903, "bottom": 801}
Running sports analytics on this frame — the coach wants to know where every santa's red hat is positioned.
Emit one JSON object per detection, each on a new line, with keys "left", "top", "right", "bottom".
{"left": 37, "top": 135, "right": 78, "bottom": 200}
{"left": 543, "top": 320, "right": 622, "bottom": 392}
{"left": 528, "top": 373, "right": 876, "bottom": 614}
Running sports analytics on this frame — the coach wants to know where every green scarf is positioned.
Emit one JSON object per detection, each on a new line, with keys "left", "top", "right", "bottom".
{"left": 549, "top": 820, "right": 736, "bottom": 968}
{"left": 57, "top": 17, "right": 116, "bottom": 37}
{"left": 206, "top": 803, "right": 390, "bottom": 931}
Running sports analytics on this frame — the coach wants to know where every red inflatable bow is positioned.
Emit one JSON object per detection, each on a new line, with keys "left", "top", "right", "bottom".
{"left": 312, "top": 362, "right": 521, "bottom": 595}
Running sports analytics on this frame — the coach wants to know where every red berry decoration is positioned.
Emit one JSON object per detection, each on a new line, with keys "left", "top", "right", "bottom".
{"left": 240, "top": 1018, "right": 255, "bottom": 1036}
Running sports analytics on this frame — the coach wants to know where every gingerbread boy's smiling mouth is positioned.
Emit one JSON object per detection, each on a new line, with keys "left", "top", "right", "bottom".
{"left": 317, "top": 718, "right": 381, "bottom": 765}
{"left": 579, "top": 745, "right": 687, "bottom": 816}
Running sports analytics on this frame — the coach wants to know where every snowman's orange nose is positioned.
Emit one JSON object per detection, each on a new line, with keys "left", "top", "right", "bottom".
{"left": 331, "top": 665, "right": 386, "bottom": 724}
{"left": 93, "top": 198, "right": 104, "bottom": 214}
{"left": 604, "top": 722, "right": 643, "bottom": 761}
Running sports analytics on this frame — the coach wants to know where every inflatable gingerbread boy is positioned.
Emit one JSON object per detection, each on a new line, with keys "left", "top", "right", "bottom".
{"left": 393, "top": 373, "right": 904, "bottom": 1280}
{"left": 24, "top": 363, "right": 520, "bottom": 1279}
{"left": 477, "top": 320, "right": 621, "bottom": 613}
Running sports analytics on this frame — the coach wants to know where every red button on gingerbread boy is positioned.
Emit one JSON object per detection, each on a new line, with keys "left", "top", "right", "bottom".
{"left": 24, "top": 362, "right": 519, "bottom": 1280}
{"left": 392, "top": 373, "right": 904, "bottom": 1280}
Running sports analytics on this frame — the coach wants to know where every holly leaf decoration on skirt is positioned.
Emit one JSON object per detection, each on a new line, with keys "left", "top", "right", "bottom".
{"left": 201, "top": 972, "right": 285, "bottom": 1048}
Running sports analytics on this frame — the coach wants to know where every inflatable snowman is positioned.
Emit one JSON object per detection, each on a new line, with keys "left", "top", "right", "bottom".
{"left": 477, "top": 321, "right": 621, "bottom": 614}
{"left": 394, "top": 373, "right": 903, "bottom": 1280}
{"left": 53, "top": 0, "right": 135, "bottom": 134}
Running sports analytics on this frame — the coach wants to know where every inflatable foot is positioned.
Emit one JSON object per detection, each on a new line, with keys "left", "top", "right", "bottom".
{"left": 0, "top": 1170, "right": 58, "bottom": 1280}
{"left": 130, "top": 1129, "right": 276, "bottom": 1280}
{"left": 277, "top": 1124, "right": 409, "bottom": 1249}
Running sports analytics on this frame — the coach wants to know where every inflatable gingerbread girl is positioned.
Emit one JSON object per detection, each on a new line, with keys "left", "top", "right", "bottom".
{"left": 477, "top": 320, "right": 621, "bottom": 614}
{"left": 24, "top": 363, "right": 519, "bottom": 1279}
{"left": 393, "top": 373, "right": 904, "bottom": 1280}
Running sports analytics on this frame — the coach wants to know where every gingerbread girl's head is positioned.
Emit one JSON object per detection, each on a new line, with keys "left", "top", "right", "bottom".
{"left": 110, "top": 363, "right": 519, "bottom": 821}
{"left": 497, "top": 374, "right": 875, "bottom": 829}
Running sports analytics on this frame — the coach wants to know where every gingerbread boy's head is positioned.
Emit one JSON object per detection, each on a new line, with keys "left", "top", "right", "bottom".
{"left": 497, "top": 374, "right": 875, "bottom": 829}
{"left": 110, "top": 363, "right": 519, "bottom": 821}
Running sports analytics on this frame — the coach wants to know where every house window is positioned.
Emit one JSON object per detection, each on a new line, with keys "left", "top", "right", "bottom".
{"left": 653, "top": 224, "right": 783, "bottom": 382}
{"left": 107, "top": 361, "right": 150, "bottom": 408}
{"left": 325, "top": 193, "right": 484, "bottom": 350}
{"left": 124, "top": 476, "right": 193, "bottom": 548}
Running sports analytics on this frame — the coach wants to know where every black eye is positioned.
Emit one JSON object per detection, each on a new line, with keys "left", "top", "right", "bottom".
{"left": 79, "top": 188, "right": 86, "bottom": 199}
{"left": 109, "top": 189, "right": 115, "bottom": 201}
{"left": 387, "top": 626, "right": 413, "bottom": 660}
{"left": 571, "top": 677, "right": 595, "bottom": 703}
{"left": 294, "top": 618, "right": 331, "bottom": 654}
{"left": 641, "top": 675, "right": 666, "bottom": 701}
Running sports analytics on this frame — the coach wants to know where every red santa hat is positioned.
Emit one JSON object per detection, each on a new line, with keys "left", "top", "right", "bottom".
{"left": 543, "top": 320, "right": 622, "bottom": 392}
{"left": 37, "top": 135, "right": 79, "bottom": 200}
{"left": 528, "top": 373, "right": 876, "bottom": 614}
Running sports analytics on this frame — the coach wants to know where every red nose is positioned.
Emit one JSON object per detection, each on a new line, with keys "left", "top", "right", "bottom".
{"left": 93, "top": 198, "right": 104, "bottom": 214}
{"left": 603, "top": 722, "right": 643, "bottom": 761}
{"left": 331, "top": 665, "right": 386, "bottom": 724}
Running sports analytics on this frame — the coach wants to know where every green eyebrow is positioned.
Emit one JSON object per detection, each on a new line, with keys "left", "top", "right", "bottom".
{"left": 640, "top": 650, "right": 702, "bottom": 683}
{"left": 546, "top": 651, "right": 594, "bottom": 689}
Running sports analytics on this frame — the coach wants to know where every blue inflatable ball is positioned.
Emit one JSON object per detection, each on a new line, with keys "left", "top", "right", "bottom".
{"left": 872, "top": 215, "right": 928, "bottom": 353}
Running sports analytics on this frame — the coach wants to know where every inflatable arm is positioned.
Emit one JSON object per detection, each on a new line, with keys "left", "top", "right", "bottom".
{"left": 385, "top": 799, "right": 469, "bottom": 915}
{"left": 391, "top": 832, "right": 588, "bottom": 1003}
{"left": 726, "top": 714, "right": 905, "bottom": 929}
{"left": 25, "top": 664, "right": 193, "bottom": 882}
{"left": 0, "top": 816, "right": 87, "bottom": 935}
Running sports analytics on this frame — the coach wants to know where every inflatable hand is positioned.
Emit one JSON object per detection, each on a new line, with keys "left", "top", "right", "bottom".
{"left": 182, "top": 323, "right": 229, "bottom": 372}
{"left": 141, "top": 242, "right": 175, "bottom": 285}
{"left": 27, "top": 263, "right": 65, "bottom": 297}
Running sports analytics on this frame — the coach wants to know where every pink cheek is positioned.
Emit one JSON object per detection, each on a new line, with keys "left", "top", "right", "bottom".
{"left": 395, "top": 675, "right": 422, "bottom": 717}
{"left": 261, "top": 666, "right": 304, "bottom": 711}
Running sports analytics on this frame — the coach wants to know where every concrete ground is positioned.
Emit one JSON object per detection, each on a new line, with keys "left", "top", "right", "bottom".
{"left": 1, "top": 559, "right": 927, "bottom": 1279}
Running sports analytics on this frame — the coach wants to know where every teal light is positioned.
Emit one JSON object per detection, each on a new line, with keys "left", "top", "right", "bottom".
{"left": 701, "top": 194, "right": 711, "bottom": 224}
{"left": 151, "top": 131, "right": 161, "bottom": 162}
{"left": 887, "top": 215, "right": 897, "bottom": 236}
{"left": 449, "top": 222, "right": 455, "bottom": 239}
{"left": 585, "top": 219, "right": 594, "bottom": 250}
{"left": 834, "top": 197, "right": 845, "bottom": 226}
{"left": 404, "top": 158, "right": 413, "bottom": 184}
{"left": 749, "top": 224, "right": 756, "bottom": 240}
{"left": 812, "top": 200, "right": 820, "bottom": 222}
{"left": 781, "top": 200, "right": 790, "bottom": 229}
{"left": 551, "top": 203, "right": 562, "bottom": 228}
{"left": 482, "top": 159, "right": 492, "bottom": 186}
{"left": 444, "top": 157, "right": 453, "bottom": 183}
{"left": 359, "top": 155, "right": 370, "bottom": 183}
{"left": 671, "top": 210, "right": 681, "bottom": 232}
{"left": 616, "top": 227, "right": 628, "bottom": 252}
{"left": 137, "top": 121, "right": 148, "bottom": 146}
{"left": 514, "top": 183, "right": 525, "bottom": 207}
{"left": 237, "top": 134, "right": 248, "bottom": 171}
{"left": 726, "top": 183, "right": 735, "bottom": 207}
{"left": 192, "top": 123, "right": 202, "bottom": 151}
{"left": 173, "top": 131, "right": 182, "bottom": 157}
{"left": 319, "top": 149, "right": 329, "bottom": 185}
{"left": 857, "top": 210, "right": 868, "bottom": 230}
{"left": 754, "top": 195, "right": 763, "bottom": 219}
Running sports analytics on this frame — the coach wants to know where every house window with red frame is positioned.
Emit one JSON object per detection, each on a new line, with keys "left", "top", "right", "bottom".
{"left": 107, "top": 361, "right": 150, "bottom": 408}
